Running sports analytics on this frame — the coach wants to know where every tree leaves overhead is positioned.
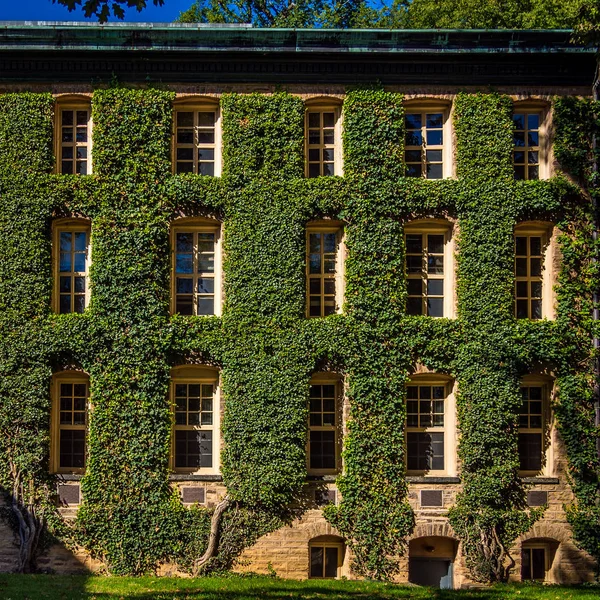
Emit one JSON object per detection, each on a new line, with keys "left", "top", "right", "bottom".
{"left": 53, "top": 0, "right": 165, "bottom": 23}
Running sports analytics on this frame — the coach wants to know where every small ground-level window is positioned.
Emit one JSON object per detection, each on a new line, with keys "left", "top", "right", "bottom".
{"left": 521, "top": 546, "right": 547, "bottom": 581}
{"left": 309, "top": 538, "right": 344, "bottom": 579}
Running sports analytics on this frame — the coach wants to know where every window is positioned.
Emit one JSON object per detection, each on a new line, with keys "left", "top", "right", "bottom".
{"left": 53, "top": 219, "right": 91, "bottom": 314}
{"left": 309, "top": 537, "right": 344, "bottom": 579}
{"left": 51, "top": 372, "right": 89, "bottom": 474}
{"left": 518, "top": 382, "right": 548, "bottom": 474}
{"left": 171, "top": 219, "right": 222, "bottom": 316}
{"left": 405, "top": 221, "right": 453, "bottom": 318}
{"left": 308, "top": 378, "right": 341, "bottom": 473}
{"left": 305, "top": 105, "right": 341, "bottom": 177}
{"left": 306, "top": 223, "right": 344, "bottom": 318}
{"left": 173, "top": 103, "right": 220, "bottom": 176}
{"left": 56, "top": 100, "right": 92, "bottom": 175}
{"left": 513, "top": 111, "right": 542, "bottom": 180}
{"left": 171, "top": 367, "right": 220, "bottom": 474}
{"left": 521, "top": 545, "right": 547, "bottom": 581}
{"left": 514, "top": 223, "right": 553, "bottom": 320}
{"left": 406, "top": 382, "right": 447, "bottom": 473}
{"left": 404, "top": 107, "right": 449, "bottom": 179}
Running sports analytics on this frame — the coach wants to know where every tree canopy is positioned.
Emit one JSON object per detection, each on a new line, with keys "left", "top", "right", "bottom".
{"left": 53, "top": 0, "right": 165, "bottom": 23}
{"left": 52, "top": 0, "right": 595, "bottom": 30}
{"left": 176, "top": 0, "right": 587, "bottom": 28}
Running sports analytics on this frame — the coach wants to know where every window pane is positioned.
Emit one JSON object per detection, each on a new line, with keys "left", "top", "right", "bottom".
{"left": 426, "top": 113, "right": 443, "bottom": 128}
{"left": 518, "top": 433, "right": 542, "bottom": 471}
{"left": 426, "top": 130, "right": 443, "bottom": 146}
{"left": 177, "top": 112, "right": 194, "bottom": 127}
{"left": 325, "top": 547, "right": 338, "bottom": 578}
{"left": 426, "top": 163, "right": 443, "bottom": 179}
{"left": 406, "top": 234, "right": 423, "bottom": 254}
{"left": 197, "top": 112, "right": 215, "bottom": 127}
{"left": 405, "top": 114, "right": 422, "bottom": 129}
{"left": 407, "top": 279, "right": 422, "bottom": 295}
{"left": 407, "top": 297, "right": 422, "bottom": 315}
{"left": 427, "top": 297, "right": 444, "bottom": 317}
{"left": 310, "top": 547, "right": 324, "bottom": 578}
{"left": 428, "top": 235, "right": 444, "bottom": 254}
{"left": 532, "top": 548, "right": 545, "bottom": 580}
{"left": 197, "top": 297, "right": 214, "bottom": 315}
{"left": 405, "top": 131, "right": 422, "bottom": 146}
{"left": 406, "top": 163, "right": 422, "bottom": 177}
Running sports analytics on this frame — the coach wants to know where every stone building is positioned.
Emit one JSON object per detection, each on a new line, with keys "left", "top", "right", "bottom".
{"left": 0, "top": 23, "right": 598, "bottom": 587}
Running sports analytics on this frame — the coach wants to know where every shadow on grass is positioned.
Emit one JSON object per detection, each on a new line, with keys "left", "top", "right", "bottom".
{"left": 0, "top": 575, "right": 598, "bottom": 600}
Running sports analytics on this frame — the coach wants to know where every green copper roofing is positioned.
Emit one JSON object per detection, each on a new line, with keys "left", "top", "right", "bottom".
{"left": 0, "top": 23, "right": 593, "bottom": 54}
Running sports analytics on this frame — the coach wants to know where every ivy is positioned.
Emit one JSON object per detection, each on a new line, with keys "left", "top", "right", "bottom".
{"left": 0, "top": 86, "right": 598, "bottom": 581}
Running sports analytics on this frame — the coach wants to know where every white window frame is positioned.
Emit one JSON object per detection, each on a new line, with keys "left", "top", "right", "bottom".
{"left": 51, "top": 371, "right": 90, "bottom": 475}
{"left": 54, "top": 97, "right": 92, "bottom": 175}
{"left": 512, "top": 103, "right": 550, "bottom": 181}
{"left": 170, "top": 218, "right": 223, "bottom": 317}
{"left": 404, "top": 219, "right": 455, "bottom": 319}
{"left": 173, "top": 101, "right": 221, "bottom": 177}
{"left": 405, "top": 375, "right": 456, "bottom": 477}
{"left": 53, "top": 218, "right": 91, "bottom": 315}
{"left": 307, "top": 374, "right": 343, "bottom": 476}
{"left": 305, "top": 102, "right": 343, "bottom": 178}
{"left": 404, "top": 102, "right": 452, "bottom": 180}
{"left": 514, "top": 222, "right": 555, "bottom": 320}
{"left": 306, "top": 221, "right": 345, "bottom": 319}
{"left": 170, "top": 366, "right": 221, "bottom": 476}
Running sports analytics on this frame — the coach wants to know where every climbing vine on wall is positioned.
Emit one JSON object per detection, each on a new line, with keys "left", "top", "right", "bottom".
{"left": 0, "top": 86, "right": 598, "bottom": 580}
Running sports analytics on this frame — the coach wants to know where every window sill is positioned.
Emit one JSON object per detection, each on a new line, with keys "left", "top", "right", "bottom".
{"left": 406, "top": 476, "right": 460, "bottom": 484}
{"left": 169, "top": 474, "right": 223, "bottom": 481}
{"left": 55, "top": 474, "right": 83, "bottom": 481}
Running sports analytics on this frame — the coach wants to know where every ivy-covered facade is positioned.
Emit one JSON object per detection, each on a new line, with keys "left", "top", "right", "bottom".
{"left": 0, "top": 24, "right": 599, "bottom": 587}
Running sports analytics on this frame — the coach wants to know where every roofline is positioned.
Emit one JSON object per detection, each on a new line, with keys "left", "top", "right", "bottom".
{"left": 0, "top": 24, "right": 592, "bottom": 54}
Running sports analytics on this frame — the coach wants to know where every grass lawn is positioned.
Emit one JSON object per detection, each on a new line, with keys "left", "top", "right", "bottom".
{"left": 0, "top": 575, "right": 599, "bottom": 600}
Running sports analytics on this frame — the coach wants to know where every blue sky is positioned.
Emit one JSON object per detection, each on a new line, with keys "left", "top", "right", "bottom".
{"left": 0, "top": 0, "right": 196, "bottom": 22}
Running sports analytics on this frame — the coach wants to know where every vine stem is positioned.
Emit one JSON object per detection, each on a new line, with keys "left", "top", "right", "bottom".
{"left": 192, "top": 496, "right": 231, "bottom": 575}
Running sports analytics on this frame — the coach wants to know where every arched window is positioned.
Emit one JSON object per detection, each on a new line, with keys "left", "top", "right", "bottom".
{"left": 170, "top": 366, "right": 221, "bottom": 475}
{"left": 514, "top": 221, "right": 555, "bottom": 320}
{"left": 55, "top": 95, "right": 92, "bottom": 175}
{"left": 512, "top": 102, "right": 550, "bottom": 180}
{"left": 51, "top": 371, "right": 90, "bottom": 474}
{"left": 173, "top": 98, "right": 221, "bottom": 176}
{"left": 306, "top": 220, "right": 345, "bottom": 318}
{"left": 307, "top": 374, "right": 343, "bottom": 474}
{"left": 53, "top": 218, "right": 91, "bottom": 314}
{"left": 518, "top": 375, "right": 553, "bottom": 476}
{"left": 404, "top": 100, "right": 452, "bottom": 179}
{"left": 406, "top": 374, "right": 456, "bottom": 476}
{"left": 171, "top": 217, "right": 222, "bottom": 316}
{"left": 404, "top": 219, "right": 455, "bottom": 318}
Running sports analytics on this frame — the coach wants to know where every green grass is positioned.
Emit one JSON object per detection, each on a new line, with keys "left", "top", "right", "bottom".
{"left": 0, "top": 575, "right": 599, "bottom": 600}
